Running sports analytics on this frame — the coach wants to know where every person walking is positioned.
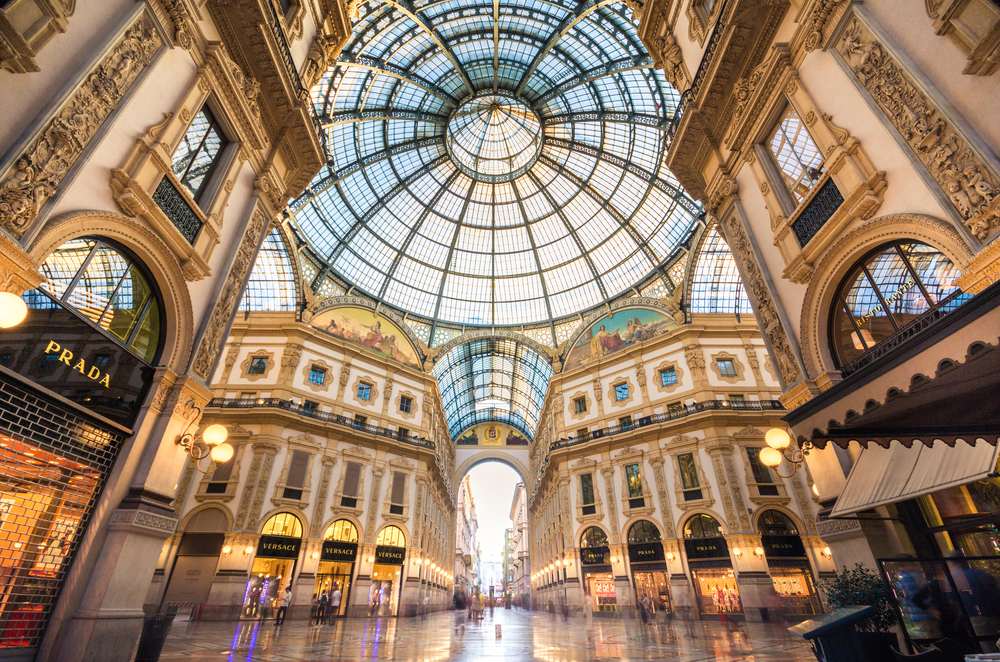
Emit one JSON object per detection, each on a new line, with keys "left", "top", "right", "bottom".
{"left": 640, "top": 595, "right": 652, "bottom": 625}
{"left": 422, "top": 595, "right": 431, "bottom": 619}
{"left": 274, "top": 585, "right": 291, "bottom": 625}
{"left": 478, "top": 592, "right": 486, "bottom": 620}
{"left": 317, "top": 589, "right": 329, "bottom": 625}
{"left": 330, "top": 584, "right": 342, "bottom": 623}
{"left": 308, "top": 594, "right": 319, "bottom": 625}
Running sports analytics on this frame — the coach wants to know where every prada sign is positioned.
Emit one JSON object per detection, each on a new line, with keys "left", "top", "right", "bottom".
{"left": 761, "top": 535, "right": 807, "bottom": 558}
{"left": 375, "top": 545, "right": 405, "bottom": 565}
{"left": 580, "top": 546, "right": 610, "bottom": 565}
{"left": 257, "top": 535, "right": 302, "bottom": 559}
{"left": 321, "top": 540, "right": 358, "bottom": 562}
{"left": 628, "top": 542, "right": 665, "bottom": 564}
{"left": 684, "top": 537, "right": 729, "bottom": 560}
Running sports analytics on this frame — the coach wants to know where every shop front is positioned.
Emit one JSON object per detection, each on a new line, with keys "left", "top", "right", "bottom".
{"left": 758, "top": 510, "right": 822, "bottom": 619}
{"left": 0, "top": 239, "right": 159, "bottom": 653}
{"left": 683, "top": 515, "right": 743, "bottom": 619}
{"left": 369, "top": 525, "right": 406, "bottom": 617}
{"left": 627, "top": 520, "right": 671, "bottom": 616}
{"left": 580, "top": 526, "right": 616, "bottom": 614}
{"left": 244, "top": 514, "right": 303, "bottom": 619}
{"left": 315, "top": 519, "right": 359, "bottom": 617}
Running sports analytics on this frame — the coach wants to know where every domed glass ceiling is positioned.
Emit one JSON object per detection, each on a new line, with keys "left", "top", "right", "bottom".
{"left": 290, "top": 0, "right": 701, "bottom": 328}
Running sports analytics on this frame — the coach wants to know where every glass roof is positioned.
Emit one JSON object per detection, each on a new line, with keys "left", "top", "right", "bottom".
{"left": 242, "top": 228, "right": 297, "bottom": 312}
{"left": 433, "top": 337, "right": 552, "bottom": 439}
{"left": 689, "top": 226, "right": 753, "bottom": 315}
{"left": 289, "top": 0, "right": 700, "bottom": 328}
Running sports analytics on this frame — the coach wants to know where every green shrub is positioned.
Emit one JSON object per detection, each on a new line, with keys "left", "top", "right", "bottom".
{"left": 821, "top": 563, "right": 898, "bottom": 633}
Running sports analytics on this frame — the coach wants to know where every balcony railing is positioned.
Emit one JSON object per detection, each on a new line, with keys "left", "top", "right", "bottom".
{"left": 261, "top": 0, "right": 305, "bottom": 99}
{"left": 791, "top": 178, "right": 844, "bottom": 247}
{"left": 206, "top": 397, "right": 436, "bottom": 449}
{"left": 151, "top": 176, "right": 202, "bottom": 244}
{"left": 550, "top": 398, "right": 785, "bottom": 452}
{"left": 839, "top": 289, "right": 971, "bottom": 377}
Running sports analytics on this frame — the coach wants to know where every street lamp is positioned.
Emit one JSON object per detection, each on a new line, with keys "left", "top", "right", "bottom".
{"left": 175, "top": 419, "right": 234, "bottom": 473}
{"left": 0, "top": 292, "right": 27, "bottom": 329}
{"left": 758, "top": 427, "right": 811, "bottom": 478}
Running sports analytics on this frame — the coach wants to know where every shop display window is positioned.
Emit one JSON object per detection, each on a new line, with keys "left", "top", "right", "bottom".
{"left": 585, "top": 572, "right": 617, "bottom": 612}
{"left": 692, "top": 568, "right": 742, "bottom": 616}
{"left": 633, "top": 570, "right": 672, "bottom": 614}
{"left": 243, "top": 558, "right": 294, "bottom": 620}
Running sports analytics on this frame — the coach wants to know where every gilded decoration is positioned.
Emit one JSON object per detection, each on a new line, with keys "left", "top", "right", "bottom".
{"left": 0, "top": 15, "right": 161, "bottom": 236}
{"left": 301, "top": 358, "right": 333, "bottom": 392}
{"left": 567, "top": 390, "right": 593, "bottom": 422}
{"left": 836, "top": 14, "right": 1000, "bottom": 242}
{"left": 709, "top": 351, "right": 745, "bottom": 384}
{"left": 240, "top": 350, "right": 275, "bottom": 382}
{"left": 653, "top": 358, "right": 685, "bottom": 395}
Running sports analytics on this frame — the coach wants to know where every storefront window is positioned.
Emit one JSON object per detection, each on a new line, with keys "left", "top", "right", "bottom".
{"left": 684, "top": 514, "right": 724, "bottom": 539}
{"left": 683, "top": 514, "right": 740, "bottom": 617}
{"left": 317, "top": 519, "right": 359, "bottom": 617}
{"left": 371, "top": 526, "right": 406, "bottom": 616}
{"left": 758, "top": 510, "right": 822, "bottom": 618}
{"left": 245, "top": 513, "right": 303, "bottom": 619}
{"left": 829, "top": 241, "right": 969, "bottom": 367}
{"left": 628, "top": 520, "right": 670, "bottom": 614}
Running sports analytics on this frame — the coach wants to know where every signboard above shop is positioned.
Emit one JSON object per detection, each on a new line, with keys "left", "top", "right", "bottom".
{"left": 761, "top": 535, "right": 807, "bottom": 558}
{"left": 684, "top": 537, "right": 729, "bottom": 560}
{"left": 375, "top": 545, "right": 405, "bottom": 565}
{"left": 257, "top": 535, "right": 301, "bottom": 559}
{"left": 321, "top": 540, "right": 358, "bottom": 562}
{"left": 628, "top": 542, "right": 665, "bottom": 563}
{"left": 580, "top": 546, "right": 610, "bottom": 565}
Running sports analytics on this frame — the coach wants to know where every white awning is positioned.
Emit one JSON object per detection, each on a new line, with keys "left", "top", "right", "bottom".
{"left": 830, "top": 440, "right": 1000, "bottom": 518}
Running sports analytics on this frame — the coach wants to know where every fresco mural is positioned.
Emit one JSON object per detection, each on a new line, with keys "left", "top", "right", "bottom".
{"left": 310, "top": 307, "right": 421, "bottom": 369}
{"left": 453, "top": 424, "right": 531, "bottom": 446}
{"left": 564, "top": 308, "right": 677, "bottom": 372}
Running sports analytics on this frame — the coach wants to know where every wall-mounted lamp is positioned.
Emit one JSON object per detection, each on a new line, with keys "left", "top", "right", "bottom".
{"left": 733, "top": 547, "right": 743, "bottom": 558}
{"left": 312, "top": 551, "right": 320, "bottom": 560}
{"left": 812, "top": 483, "right": 820, "bottom": 497}
{"left": 243, "top": 545, "right": 254, "bottom": 557}
{"left": 822, "top": 546, "right": 833, "bottom": 558}
{"left": 754, "top": 546, "right": 765, "bottom": 557}
{"left": 367, "top": 556, "right": 375, "bottom": 564}
{"left": 611, "top": 556, "right": 620, "bottom": 566}
{"left": 666, "top": 552, "right": 675, "bottom": 562}
{"left": 758, "top": 428, "right": 812, "bottom": 478}
{"left": 175, "top": 420, "right": 234, "bottom": 473}
{"left": 0, "top": 292, "right": 28, "bottom": 329}
{"left": 222, "top": 545, "right": 232, "bottom": 556}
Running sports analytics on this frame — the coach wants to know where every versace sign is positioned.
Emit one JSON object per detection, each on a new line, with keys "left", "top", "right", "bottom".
{"left": 375, "top": 545, "right": 405, "bottom": 566}
{"left": 321, "top": 540, "right": 358, "bottom": 562}
{"left": 257, "top": 535, "right": 302, "bottom": 559}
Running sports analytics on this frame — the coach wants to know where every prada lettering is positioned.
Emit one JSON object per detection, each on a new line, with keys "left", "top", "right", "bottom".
{"left": 44, "top": 341, "right": 111, "bottom": 387}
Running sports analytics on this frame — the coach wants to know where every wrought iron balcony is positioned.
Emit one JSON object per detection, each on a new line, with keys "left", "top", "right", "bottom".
{"left": 206, "top": 397, "right": 436, "bottom": 449}
{"left": 791, "top": 178, "right": 845, "bottom": 247}
{"left": 151, "top": 176, "right": 202, "bottom": 245}
{"left": 550, "top": 398, "right": 785, "bottom": 452}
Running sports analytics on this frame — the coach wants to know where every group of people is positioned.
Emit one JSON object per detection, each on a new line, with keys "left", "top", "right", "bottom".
{"left": 308, "top": 584, "right": 343, "bottom": 625}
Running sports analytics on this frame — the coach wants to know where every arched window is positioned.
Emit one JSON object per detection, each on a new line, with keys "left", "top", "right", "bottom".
{"left": 28, "top": 237, "right": 164, "bottom": 362}
{"left": 627, "top": 520, "right": 661, "bottom": 544}
{"left": 324, "top": 519, "right": 359, "bottom": 542}
{"left": 580, "top": 526, "right": 609, "bottom": 548}
{"left": 376, "top": 525, "right": 405, "bottom": 547}
{"left": 184, "top": 508, "right": 229, "bottom": 532}
{"left": 242, "top": 228, "right": 297, "bottom": 312}
{"left": 689, "top": 226, "right": 753, "bottom": 315}
{"left": 758, "top": 510, "right": 798, "bottom": 536}
{"left": 261, "top": 513, "right": 302, "bottom": 538}
{"left": 829, "top": 241, "right": 969, "bottom": 368}
{"left": 683, "top": 514, "right": 724, "bottom": 539}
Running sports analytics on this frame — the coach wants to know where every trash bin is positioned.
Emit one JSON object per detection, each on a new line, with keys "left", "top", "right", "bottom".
{"left": 134, "top": 613, "right": 175, "bottom": 662}
{"left": 787, "top": 605, "right": 873, "bottom": 662}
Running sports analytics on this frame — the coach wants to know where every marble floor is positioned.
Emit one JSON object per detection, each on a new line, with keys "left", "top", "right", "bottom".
{"left": 150, "top": 608, "right": 819, "bottom": 661}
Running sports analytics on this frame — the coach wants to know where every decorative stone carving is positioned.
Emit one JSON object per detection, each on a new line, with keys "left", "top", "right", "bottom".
{"left": 247, "top": 451, "right": 275, "bottom": 528}
{"left": 652, "top": 32, "right": 689, "bottom": 89}
{"left": 724, "top": 456, "right": 752, "bottom": 531}
{"left": 161, "top": 0, "right": 195, "bottom": 50}
{"left": 192, "top": 209, "right": 271, "bottom": 380}
{"left": 0, "top": 16, "right": 160, "bottom": 236}
{"left": 235, "top": 450, "right": 263, "bottom": 529}
{"left": 837, "top": 15, "right": 1000, "bottom": 241}
{"left": 658, "top": 284, "right": 686, "bottom": 324}
{"left": 601, "top": 467, "right": 620, "bottom": 543}
{"left": 722, "top": 215, "right": 803, "bottom": 385}
{"left": 711, "top": 455, "right": 740, "bottom": 532}
{"left": 803, "top": 0, "right": 846, "bottom": 52}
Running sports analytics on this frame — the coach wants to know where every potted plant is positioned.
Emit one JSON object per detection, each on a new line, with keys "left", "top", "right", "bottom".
{"left": 822, "top": 563, "right": 899, "bottom": 662}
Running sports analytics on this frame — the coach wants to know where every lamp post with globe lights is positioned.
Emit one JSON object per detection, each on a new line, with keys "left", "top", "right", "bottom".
{"left": 0, "top": 292, "right": 27, "bottom": 329}
{"left": 757, "top": 428, "right": 812, "bottom": 478}
{"left": 175, "top": 417, "right": 234, "bottom": 473}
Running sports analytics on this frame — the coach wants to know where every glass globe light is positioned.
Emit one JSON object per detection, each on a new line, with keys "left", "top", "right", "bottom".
{"left": 765, "top": 428, "right": 791, "bottom": 449}
{"left": 0, "top": 292, "right": 28, "bottom": 329}
{"left": 202, "top": 424, "right": 228, "bottom": 446}
{"left": 210, "top": 442, "right": 234, "bottom": 464}
{"left": 759, "top": 446, "right": 783, "bottom": 468}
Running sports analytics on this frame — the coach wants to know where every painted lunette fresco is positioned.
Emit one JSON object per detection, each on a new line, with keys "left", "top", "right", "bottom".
{"left": 310, "top": 307, "right": 421, "bottom": 369}
{"left": 564, "top": 308, "right": 677, "bottom": 371}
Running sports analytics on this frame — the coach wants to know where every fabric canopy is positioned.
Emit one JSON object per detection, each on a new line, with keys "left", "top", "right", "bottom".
{"left": 830, "top": 440, "right": 1000, "bottom": 518}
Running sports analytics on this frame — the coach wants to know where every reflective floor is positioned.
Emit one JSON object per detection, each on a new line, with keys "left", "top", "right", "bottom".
{"left": 152, "top": 608, "right": 818, "bottom": 661}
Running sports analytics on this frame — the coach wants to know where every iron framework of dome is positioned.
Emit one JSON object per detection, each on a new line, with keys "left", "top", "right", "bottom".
{"left": 287, "top": 0, "right": 702, "bottom": 331}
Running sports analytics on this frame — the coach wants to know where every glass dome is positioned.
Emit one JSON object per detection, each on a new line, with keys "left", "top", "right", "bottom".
{"left": 291, "top": 0, "right": 700, "bottom": 328}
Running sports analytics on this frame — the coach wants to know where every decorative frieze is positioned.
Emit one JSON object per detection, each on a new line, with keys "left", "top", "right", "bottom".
{"left": 0, "top": 15, "right": 161, "bottom": 236}
{"left": 836, "top": 14, "right": 1000, "bottom": 242}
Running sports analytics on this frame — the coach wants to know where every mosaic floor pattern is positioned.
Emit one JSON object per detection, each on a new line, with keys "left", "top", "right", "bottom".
{"left": 150, "top": 608, "right": 819, "bottom": 661}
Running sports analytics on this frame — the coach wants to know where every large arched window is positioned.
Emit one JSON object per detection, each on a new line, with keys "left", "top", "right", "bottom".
{"left": 375, "top": 525, "right": 405, "bottom": 547}
{"left": 242, "top": 228, "right": 297, "bottom": 312}
{"left": 683, "top": 514, "right": 724, "bottom": 539}
{"left": 829, "top": 241, "right": 969, "bottom": 368}
{"left": 627, "top": 520, "right": 661, "bottom": 544}
{"left": 758, "top": 510, "right": 798, "bottom": 536}
{"left": 580, "top": 526, "right": 609, "bottom": 548}
{"left": 261, "top": 513, "right": 302, "bottom": 538}
{"left": 689, "top": 226, "right": 753, "bottom": 315}
{"left": 28, "top": 237, "right": 164, "bottom": 362}
{"left": 324, "top": 519, "right": 359, "bottom": 542}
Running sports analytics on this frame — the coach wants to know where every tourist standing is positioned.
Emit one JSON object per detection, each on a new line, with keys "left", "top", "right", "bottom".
{"left": 274, "top": 585, "right": 291, "bottom": 625}
{"left": 330, "top": 584, "right": 342, "bottom": 622}
{"left": 317, "top": 589, "right": 329, "bottom": 624}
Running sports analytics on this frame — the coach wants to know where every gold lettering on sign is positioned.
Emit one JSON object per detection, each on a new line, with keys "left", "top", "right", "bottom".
{"left": 0, "top": 16, "right": 161, "bottom": 236}
{"left": 44, "top": 341, "right": 111, "bottom": 387}
{"left": 837, "top": 16, "right": 1000, "bottom": 241}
